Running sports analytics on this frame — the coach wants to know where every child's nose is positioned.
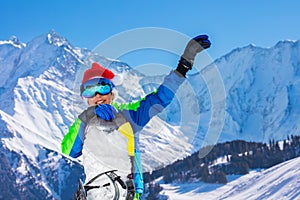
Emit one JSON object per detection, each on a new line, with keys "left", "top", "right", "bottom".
{"left": 95, "top": 92, "right": 103, "bottom": 97}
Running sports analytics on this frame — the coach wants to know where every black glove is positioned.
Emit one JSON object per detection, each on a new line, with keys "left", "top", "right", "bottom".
{"left": 176, "top": 35, "right": 211, "bottom": 77}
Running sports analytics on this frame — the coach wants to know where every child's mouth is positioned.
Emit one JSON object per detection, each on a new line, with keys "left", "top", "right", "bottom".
{"left": 96, "top": 100, "right": 105, "bottom": 104}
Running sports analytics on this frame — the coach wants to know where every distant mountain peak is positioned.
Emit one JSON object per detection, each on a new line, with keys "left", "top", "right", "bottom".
{"left": 47, "top": 30, "right": 70, "bottom": 47}
{"left": 0, "top": 35, "right": 26, "bottom": 48}
{"left": 273, "top": 39, "right": 299, "bottom": 50}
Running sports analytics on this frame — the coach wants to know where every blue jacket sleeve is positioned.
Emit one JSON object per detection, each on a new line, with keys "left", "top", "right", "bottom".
{"left": 113, "top": 70, "right": 185, "bottom": 128}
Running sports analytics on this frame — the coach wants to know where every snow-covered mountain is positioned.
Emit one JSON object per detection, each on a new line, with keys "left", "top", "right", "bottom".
{"left": 216, "top": 41, "right": 300, "bottom": 143}
{"left": 159, "top": 39, "right": 300, "bottom": 152}
{"left": 0, "top": 31, "right": 299, "bottom": 199}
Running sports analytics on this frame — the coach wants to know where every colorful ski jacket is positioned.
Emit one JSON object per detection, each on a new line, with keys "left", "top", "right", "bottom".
{"left": 61, "top": 70, "right": 185, "bottom": 194}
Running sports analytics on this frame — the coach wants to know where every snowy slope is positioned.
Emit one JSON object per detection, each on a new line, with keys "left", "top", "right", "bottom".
{"left": 160, "top": 156, "right": 300, "bottom": 200}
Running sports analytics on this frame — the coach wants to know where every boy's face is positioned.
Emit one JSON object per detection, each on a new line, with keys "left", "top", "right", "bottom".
{"left": 87, "top": 92, "right": 114, "bottom": 106}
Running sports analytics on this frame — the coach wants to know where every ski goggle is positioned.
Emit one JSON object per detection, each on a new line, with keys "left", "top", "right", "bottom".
{"left": 80, "top": 78, "right": 115, "bottom": 98}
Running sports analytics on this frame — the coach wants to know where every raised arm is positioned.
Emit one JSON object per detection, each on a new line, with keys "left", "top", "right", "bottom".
{"left": 112, "top": 34, "right": 211, "bottom": 128}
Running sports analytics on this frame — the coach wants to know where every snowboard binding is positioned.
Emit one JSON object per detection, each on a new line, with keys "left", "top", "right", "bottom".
{"left": 74, "top": 170, "right": 138, "bottom": 200}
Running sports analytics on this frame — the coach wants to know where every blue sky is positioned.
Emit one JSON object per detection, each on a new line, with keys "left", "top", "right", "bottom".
{"left": 1, "top": 0, "right": 300, "bottom": 73}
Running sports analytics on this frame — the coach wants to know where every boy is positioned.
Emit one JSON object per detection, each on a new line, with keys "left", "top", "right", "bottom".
{"left": 61, "top": 35, "right": 211, "bottom": 199}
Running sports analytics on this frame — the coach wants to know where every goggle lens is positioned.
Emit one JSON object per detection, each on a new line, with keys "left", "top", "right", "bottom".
{"left": 80, "top": 78, "right": 114, "bottom": 98}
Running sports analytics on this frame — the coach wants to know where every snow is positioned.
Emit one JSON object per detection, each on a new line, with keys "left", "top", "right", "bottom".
{"left": 209, "top": 155, "right": 230, "bottom": 167}
{"left": 160, "top": 157, "right": 300, "bottom": 199}
{"left": 0, "top": 36, "right": 26, "bottom": 48}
